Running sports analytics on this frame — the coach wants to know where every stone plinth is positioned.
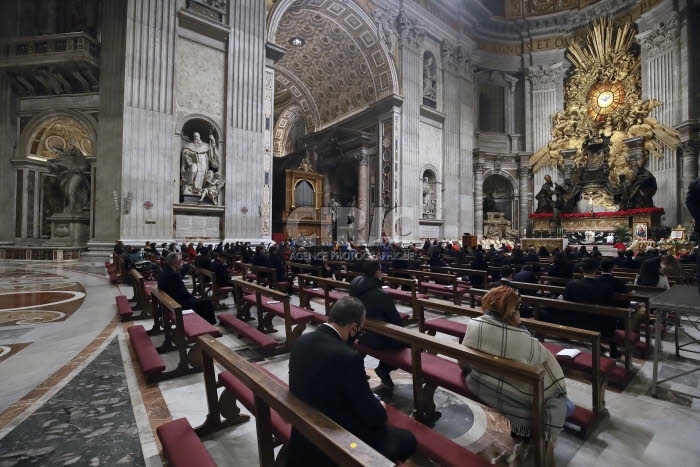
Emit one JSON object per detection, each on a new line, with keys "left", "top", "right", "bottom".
{"left": 47, "top": 213, "right": 90, "bottom": 246}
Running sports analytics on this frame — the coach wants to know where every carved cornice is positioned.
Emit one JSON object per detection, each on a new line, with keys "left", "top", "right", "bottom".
{"left": 440, "top": 39, "right": 474, "bottom": 81}
{"left": 637, "top": 14, "right": 681, "bottom": 58}
{"left": 396, "top": 8, "right": 426, "bottom": 52}
{"left": 527, "top": 63, "right": 564, "bottom": 91}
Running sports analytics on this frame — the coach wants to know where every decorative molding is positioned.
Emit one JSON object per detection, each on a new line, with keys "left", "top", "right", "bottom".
{"left": 527, "top": 63, "right": 564, "bottom": 91}
{"left": 637, "top": 14, "right": 681, "bottom": 58}
{"left": 473, "top": 161, "right": 486, "bottom": 173}
{"left": 440, "top": 39, "right": 474, "bottom": 81}
{"left": 371, "top": 7, "right": 397, "bottom": 51}
{"left": 518, "top": 166, "right": 532, "bottom": 178}
{"left": 396, "top": 8, "right": 426, "bottom": 52}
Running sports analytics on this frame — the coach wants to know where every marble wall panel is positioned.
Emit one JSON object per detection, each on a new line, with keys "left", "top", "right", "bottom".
{"left": 419, "top": 120, "right": 443, "bottom": 220}
{"left": 0, "top": 76, "right": 17, "bottom": 242}
{"left": 175, "top": 37, "right": 225, "bottom": 126}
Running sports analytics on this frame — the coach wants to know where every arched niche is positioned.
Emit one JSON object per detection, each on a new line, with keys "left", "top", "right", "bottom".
{"left": 483, "top": 172, "right": 516, "bottom": 222}
{"left": 421, "top": 167, "right": 438, "bottom": 220}
{"left": 13, "top": 110, "right": 96, "bottom": 240}
{"left": 177, "top": 116, "right": 225, "bottom": 206}
{"left": 423, "top": 51, "right": 438, "bottom": 108}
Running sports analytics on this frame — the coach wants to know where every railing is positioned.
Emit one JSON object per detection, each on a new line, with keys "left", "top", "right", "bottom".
{"left": 0, "top": 32, "right": 99, "bottom": 60}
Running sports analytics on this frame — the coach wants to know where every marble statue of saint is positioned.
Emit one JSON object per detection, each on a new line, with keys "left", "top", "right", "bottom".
{"left": 423, "top": 55, "right": 437, "bottom": 101}
{"left": 422, "top": 177, "right": 436, "bottom": 219}
{"left": 614, "top": 174, "right": 632, "bottom": 210}
{"left": 627, "top": 158, "right": 657, "bottom": 209}
{"left": 503, "top": 221, "right": 518, "bottom": 240}
{"left": 181, "top": 131, "right": 219, "bottom": 195}
{"left": 198, "top": 170, "right": 225, "bottom": 205}
{"left": 483, "top": 192, "right": 497, "bottom": 216}
{"left": 47, "top": 145, "right": 91, "bottom": 213}
{"left": 554, "top": 178, "right": 581, "bottom": 214}
{"left": 534, "top": 174, "right": 555, "bottom": 213}
{"left": 485, "top": 223, "right": 502, "bottom": 238}
{"left": 330, "top": 197, "right": 340, "bottom": 223}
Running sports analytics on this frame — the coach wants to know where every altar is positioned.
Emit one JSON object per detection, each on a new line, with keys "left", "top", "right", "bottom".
{"left": 521, "top": 238, "right": 566, "bottom": 252}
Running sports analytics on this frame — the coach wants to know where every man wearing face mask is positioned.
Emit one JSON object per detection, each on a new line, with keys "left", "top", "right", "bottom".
{"left": 286, "top": 297, "right": 416, "bottom": 467}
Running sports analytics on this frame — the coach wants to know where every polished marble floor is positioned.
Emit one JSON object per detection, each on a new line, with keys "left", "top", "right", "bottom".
{"left": 0, "top": 260, "right": 699, "bottom": 466}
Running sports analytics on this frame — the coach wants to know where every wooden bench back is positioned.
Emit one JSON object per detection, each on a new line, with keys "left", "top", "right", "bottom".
{"left": 416, "top": 298, "right": 605, "bottom": 416}
{"left": 468, "top": 288, "right": 635, "bottom": 370}
{"left": 241, "top": 263, "right": 279, "bottom": 285}
{"left": 362, "top": 320, "right": 546, "bottom": 467}
{"left": 287, "top": 261, "right": 324, "bottom": 275}
{"left": 198, "top": 338, "right": 395, "bottom": 467}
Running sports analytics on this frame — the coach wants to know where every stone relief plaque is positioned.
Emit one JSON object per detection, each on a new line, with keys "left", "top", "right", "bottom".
{"left": 419, "top": 224, "right": 440, "bottom": 239}
{"left": 175, "top": 214, "right": 221, "bottom": 240}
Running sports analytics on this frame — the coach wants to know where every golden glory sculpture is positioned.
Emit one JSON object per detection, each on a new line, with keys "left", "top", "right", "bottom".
{"left": 530, "top": 17, "right": 679, "bottom": 207}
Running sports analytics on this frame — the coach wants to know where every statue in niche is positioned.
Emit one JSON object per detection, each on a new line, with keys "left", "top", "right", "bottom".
{"left": 483, "top": 192, "right": 497, "bottom": 217}
{"left": 180, "top": 130, "right": 220, "bottom": 196}
{"left": 554, "top": 178, "right": 582, "bottom": 214}
{"left": 198, "top": 170, "right": 225, "bottom": 205}
{"left": 422, "top": 177, "right": 437, "bottom": 219}
{"left": 47, "top": 145, "right": 91, "bottom": 213}
{"left": 627, "top": 158, "right": 657, "bottom": 209}
{"left": 423, "top": 55, "right": 437, "bottom": 101}
{"left": 534, "top": 174, "right": 555, "bottom": 213}
{"left": 330, "top": 197, "right": 340, "bottom": 224}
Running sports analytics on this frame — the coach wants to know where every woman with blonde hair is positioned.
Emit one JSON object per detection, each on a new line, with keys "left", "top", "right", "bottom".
{"left": 462, "top": 286, "right": 570, "bottom": 465}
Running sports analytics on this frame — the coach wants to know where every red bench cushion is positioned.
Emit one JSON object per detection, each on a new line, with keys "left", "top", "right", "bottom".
{"left": 541, "top": 343, "right": 617, "bottom": 376}
{"left": 218, "top": 314, "right": 277, "bottom": 350}
{"left": 115, "top": 295, "right": 133, "bottom": 317}
{"left": 218, "top": 370, "right": 292, "bottom": 443}
{"left": 144, "top": 281, "right": 156, "bottom": 296}
{"left": 182, "top": 314, "right": 222, "bottom": 341}
{"left": 156, "top": 418, "right": 216, "bottom": 467}
{"left": 420, "top": 352, "right": 477, "bottom": 401}
{"left": 385, "top": 405, "right": 490, "bottom": 467}
{"left": 327, "top": 290, "right": 347, "bottom": 301}
{"left": 424, "top": 318, "right": 467, "bottom": 339}
{"left": 356, "top": 344, "right": 413, "bottom": 372}
{"left": 127, "top": 325, "right": 165, "bottom": 375}
{"left": 384, "top": 288, "right": 429, "bottom": 301}
{"left": 261, "top": 301, "right": 315, "bottom": 323}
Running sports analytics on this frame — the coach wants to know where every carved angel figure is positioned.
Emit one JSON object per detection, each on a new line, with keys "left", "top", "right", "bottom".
{"left": 198, "top": 170, "right": 225, "bottom": 205}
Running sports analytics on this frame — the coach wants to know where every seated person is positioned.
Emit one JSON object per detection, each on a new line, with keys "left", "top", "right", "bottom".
{"left": 597, "top": 258, "right": 629, "bottom": 294}
{"left": 523, "top": 247, "right": 539, "bottom": 263}
{"left": 635, "top": 258, "right": 670, "bottom": 289}
{"left": 194, "top": 247, "right": 212, "bottom": 269}
{"left": 660, "top": 254, "right": 681, "bottom": 278}
{"left": 157, "top": 253, "right": 216, "bottom": 324}
{"left": 512, "top": 264, "right": 537, "bottom": 284}
{"left": 462, "top": 286, "right": 570, "bottom": 464}
{"left": 211, "top": 251, "right": 234, "bottom": 288}
{"left": 287, "top": 297, "right": 416, "bottom": 466}
{"left": 547, "top": 252, "right": 574, "bottom": 279}
{"left": 562, "top": 258, "right": 619, "bottom": 357}
{"left": 468, "top": 251, "right": 487, "bottom": 287}
{"left": 350, "top": 261, "right": 407, "bottom": 388}
{"left": 537, "top": 246, "right": 550, "bottom": 257}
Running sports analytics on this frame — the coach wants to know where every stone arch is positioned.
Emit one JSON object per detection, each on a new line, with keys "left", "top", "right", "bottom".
{"left": 483, "top": 171, "right": 517, "bottom": 225}
{"left": 268, "top": 0, "right": 399, "bottom": 131}
{"left": 482, "top": 169, "right": 519, "bottom": 197}
{"left": 274, "top": 104, "right": 306, "bottom": 158}
{"left": 16, "top": 110, "right": 97, "bottom": 160}
{"left": 175, "top": 113, "right": 224, "bottom": 142}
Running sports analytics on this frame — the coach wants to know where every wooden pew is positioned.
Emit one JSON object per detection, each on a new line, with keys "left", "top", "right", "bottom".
{"left": 346, "top": 271, "right": 427, "bottom": 322}
{"left": 232, "top": 279, "right": 316, "bottom": 350}
{"left": 286, "top": 261, "right": 325, "bottom": 280}
{"left": 297, "top": 274, "right": 350, "bottom": 313}
{"left": 128, "top": 269, "right": 155, "bottom": 320}
{"left": 388, "top": 269, "right": 466, "bottom": 305}
{"left": 358, "top": 321, "right": 548, "bottom": 466}
{"left": 148, "top": 287, "right": 221, "bottom": 380}
{"left": 468, "top": 289, "right": 635, "bottom": 382}
{"left": 415, "top": 298, "right": 609, "bottom": 438}
{"left": 191, "top": 337, "right": 398, "bottom": 467}
{"left": 506, "top": 280, "right": 653, "bottom": 351}
{"left": 198, "top": 268, "right": 232, "bottom": 310}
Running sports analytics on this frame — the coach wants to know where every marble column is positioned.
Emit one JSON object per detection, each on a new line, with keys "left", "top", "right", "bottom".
{"left": 224, "top": 0, "right": 268, "bottom": 242}
{"left": 677, "top": 121, "right": 700, "bottom": 225}
{"left": 396, "top": 10, "right": 424, "bottom": 242}
{"left": 0, "top": 75, "right": 17, "bottom": 243}
{"left": 526, "top": 64, "right": 564, "bottom": 190}
{"left": 353, "top": 148, "right": 370, "bottom": 242}
{"left": 517, "top": 162, "right": 531, "bottom": 235}
{"left": 638, "top": 15, "right": 682, "bottom": 225}
{"left": 89, "top": 0, "right": 127, "bottom": 250}
{"left": 473, "top": 160, "right": 485, "bottom": 238}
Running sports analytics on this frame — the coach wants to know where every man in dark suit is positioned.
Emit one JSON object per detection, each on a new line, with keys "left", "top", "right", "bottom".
{"left": 563, "top": 258, "right": 619, "bottom": 357}
{"left": 157, "top": 253, "right": 216, "bottom": 324}
{"left": 211, "top": 251, "right": 233, "bottom": 288}
{"left": 350, "top": 261, "right": 407, "bottom": 388}
{"left": 287, "top": 297, "right": 416, "bottom": 466}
